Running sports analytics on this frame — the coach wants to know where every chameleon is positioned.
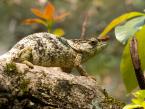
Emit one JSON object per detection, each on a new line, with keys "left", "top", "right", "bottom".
{"left": 0, "top": 32, "right": 107, "bottom": 77}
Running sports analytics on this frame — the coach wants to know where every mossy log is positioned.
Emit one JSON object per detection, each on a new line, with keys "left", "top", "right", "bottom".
{"left": 0, "top": 62, "right": 124, "bottom": 109}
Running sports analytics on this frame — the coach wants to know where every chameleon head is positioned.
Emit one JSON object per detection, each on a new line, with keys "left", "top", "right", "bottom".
{"left": 67, "top": 37, "right": 107, "bottom": 61}
{"left": 81, "top": 37, "right": 107, "bottom": 56}
{"left": 80, "top": 37, "right": 107, "bottom": 62}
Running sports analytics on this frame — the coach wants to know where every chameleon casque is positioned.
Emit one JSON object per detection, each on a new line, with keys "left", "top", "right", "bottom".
{"left": 0, "top": 32, "right": 107, "bottom": 77}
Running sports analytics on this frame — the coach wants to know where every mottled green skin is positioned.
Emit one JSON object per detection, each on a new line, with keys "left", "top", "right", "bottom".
{"left": 0, "top": 32, "right": 106, "bottom": 69}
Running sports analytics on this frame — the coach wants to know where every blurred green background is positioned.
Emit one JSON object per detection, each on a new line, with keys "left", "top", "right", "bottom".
{"left": 0, "top": 0, "right": 145, "bottom": 102}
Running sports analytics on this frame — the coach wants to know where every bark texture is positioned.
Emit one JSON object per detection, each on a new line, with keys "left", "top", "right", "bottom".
{"left": 0, "top": 62, "right": 124, "bottom": 109}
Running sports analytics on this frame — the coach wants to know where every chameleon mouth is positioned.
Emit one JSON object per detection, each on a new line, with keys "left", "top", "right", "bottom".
{"left": 98, "top": 40, "right": 107, "bottom": 49}
{"left": 97, "top": 35, "right": 109, "bottom": 48}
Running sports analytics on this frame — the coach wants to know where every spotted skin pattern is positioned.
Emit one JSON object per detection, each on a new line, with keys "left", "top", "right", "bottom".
{"left": 0, "top": 32, "right": 107, "bottom": 76}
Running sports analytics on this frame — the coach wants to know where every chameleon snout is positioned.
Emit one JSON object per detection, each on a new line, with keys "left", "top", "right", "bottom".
{"left": 97, "top": 41, "right": 107, "bottom": 50}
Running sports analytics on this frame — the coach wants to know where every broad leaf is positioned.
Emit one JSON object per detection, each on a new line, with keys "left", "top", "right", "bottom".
{"left": 121, "top": 26, "right": 145, "bottom": 92}
{"left": 115, "top": 16, "right": 145, "bottom": 44}
{"left": 120, "top": 38, "right": 138, "bottom": 92}
{"left": 99, "top": 12, "right": 145, "bottom": 39}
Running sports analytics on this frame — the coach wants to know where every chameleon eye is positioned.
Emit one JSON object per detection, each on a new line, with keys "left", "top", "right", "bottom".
{"left": 89, "top": 40, "right": 97, "bottom": 45}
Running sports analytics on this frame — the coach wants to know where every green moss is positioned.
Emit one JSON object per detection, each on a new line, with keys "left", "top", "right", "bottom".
{"left": 4, "top": 62, "right": 30, "bottom": 93}
{"left": 103, "top": 96, "right": 125, "bottom": 106}
{"left": 100, "top": 90, "right": 125, "bottom": 108}
{"left": 4, "top": 62, "right": 17, "bottom": 76}
{"left": 19, "top": 78, "right": 30, "bottom": 93}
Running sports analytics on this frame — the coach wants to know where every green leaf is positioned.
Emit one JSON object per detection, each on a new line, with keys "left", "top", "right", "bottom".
{"left": 123, "top": 104, "right": 143, "bottom": 109}
{"left": 123, "top": 90, "right": 145, "bottom": 109}
{"left": 115, "top": 16, "right": 145, "bottom": 44}
{"left": 142, "top": 102, "right": 145, "bottom": 108}
{"left": 120, "top": 26, "right": 145, "bottom": 92}
{"left": 120, "top": 39, "right": 138, "bottom": 92}
{"left": 132, "top": 99, "right": 144, "bottom": 105}
{"left": 133, "top": 90, "right": 145, "bottom": 99}
{"left": 136, "top": 27, "right": 145, "bottom": 84}
{"left": 53, "top": 28, "right": 65, "bottom": 37}
{"left": 99, "top": 12, "right": 145, "bottom": 39}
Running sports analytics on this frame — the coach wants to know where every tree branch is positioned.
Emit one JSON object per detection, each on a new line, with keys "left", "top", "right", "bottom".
{"left": 80, "top": 12, "right": 89, "bottom": 39}
{"left": 0, "top": 61, "right": 124, "bottom": 109}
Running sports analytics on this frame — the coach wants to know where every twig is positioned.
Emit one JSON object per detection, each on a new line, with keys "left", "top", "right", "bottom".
{"left": 80, "top": 12, "right": 89, "bottom": 39}
{"left": 130, "top": 36, "right": 145, "bottom": 89}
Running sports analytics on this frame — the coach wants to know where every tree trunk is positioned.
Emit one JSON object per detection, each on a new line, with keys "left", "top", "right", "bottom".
{"left": 0, "top": 62, "right": 124, "bottom": 109}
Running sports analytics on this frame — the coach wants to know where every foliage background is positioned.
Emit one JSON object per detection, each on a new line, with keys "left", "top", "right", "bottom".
{"left": 0, "top": 0, "right": 145, "bottom": 101}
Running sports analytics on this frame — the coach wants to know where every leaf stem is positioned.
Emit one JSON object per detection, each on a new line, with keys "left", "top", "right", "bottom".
{"left": 130, "top": 36, "right": 145, "bottom": 89}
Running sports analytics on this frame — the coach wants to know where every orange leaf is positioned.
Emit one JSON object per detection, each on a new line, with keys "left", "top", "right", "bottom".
{"left": 31, "top": 8, "right": 44, "bottom": 19}
{"left": 54, "top": 12, "right": 70, "bottom": 21}
{"left": 22, "top": 18, "right": 46, "bottom": 26}
{"left": 43, "top": 3, "right": 55, "bottom": 20}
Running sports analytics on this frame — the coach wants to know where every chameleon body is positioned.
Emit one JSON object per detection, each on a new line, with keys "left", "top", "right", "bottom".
{"left": 0, "top": 32, "right": 107, "bottom": 76}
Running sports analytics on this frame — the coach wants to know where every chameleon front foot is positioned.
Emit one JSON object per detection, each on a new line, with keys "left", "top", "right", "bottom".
{"left": 76, "top": 65, "right": 96, "bottom": 81}
{"left": 22, "top": 60, "right": 34, "bottom": 68}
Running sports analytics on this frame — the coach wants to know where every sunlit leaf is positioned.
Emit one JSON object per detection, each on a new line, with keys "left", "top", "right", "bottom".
{"left": 43, "top": 3, "right": 55, "bottom": 20}
{"left": 115, "top": 16, "right": 145, "bottom": 44}
{"left": 22, "top": 18, "right": 46, "bottom": 26}
{"left": 31, "top": 8, "right": 44, "bottom": 19}
{"left": 99, "top": 12, "right": 145, "bottom": 39}
{"left": 120, "top": 26, "right": 145, "bottom": 92}
{"left": 53, "top": 28, "right": 65, "bottom": 37}
{"left": 123, "top": 104, "right": 143, "bottom": 109}
{"left": 132, "top": 99, "right": 144, "bottom": 105}
{"left": 142, "top": 102, "right": 145, "bottom": 107}
{"left": 123, "top": 90, "right": 145, "bottom": 109}
{"left": 133, "top": 90, "right": 145, "bottom": 99}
